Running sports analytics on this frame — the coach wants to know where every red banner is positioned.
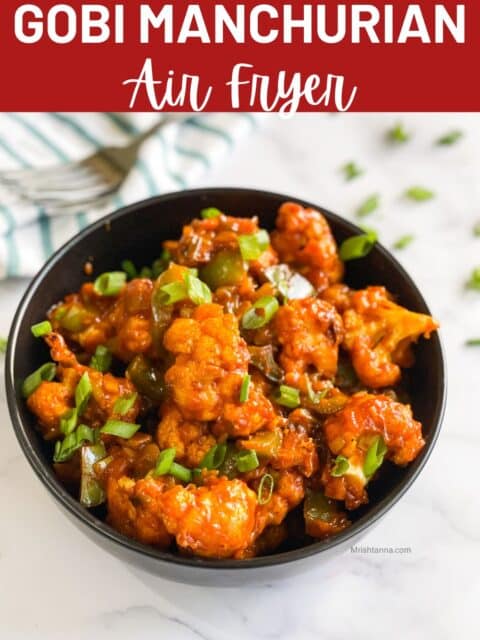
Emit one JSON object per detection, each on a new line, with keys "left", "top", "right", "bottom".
{"left": 0, "top": 0, "right": 477, "bottom": 112}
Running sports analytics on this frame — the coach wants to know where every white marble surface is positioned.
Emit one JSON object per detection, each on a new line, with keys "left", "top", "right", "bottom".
{"left": 1, "top": 113, "right": 479, "bottom": 639}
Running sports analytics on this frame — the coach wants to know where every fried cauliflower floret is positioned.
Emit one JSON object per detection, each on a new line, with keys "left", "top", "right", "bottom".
{"left": 342, "top": 286, "right": 439, "bottom": 389}
{"left": 99, "top": 278, "right": 154, "bottom": 361}
{"left": 50, "top": 278, "right": 155, "bottom": 362}
{"left": 322, "top": 392, "right": 425, "bottom": 509}
{"left": 27, "top": 381, "right": 73, "bottom": 440}
{"left": 273, "top": 426, "right": 319, "bottom": 477}
{"left": 238, "top": 406, "right": 319, "bottom": 476}
{"left": 275, "top": 297, "right": 344, "bottom": 385}
{"left": 106, "top": 474, "right": 173, "bottom": 548}
{"left": 271, "top": 202, "right": 344, "bottom": 289}
{"left": 213, "top": 376, "right": 278, "bottom": 438}
{"left": 247, "top": 470, "right": 305, "bottom": 553}
{"left": 44, "top": 332, "right": 140, "bottom": 429}
{"left": 321, "top": 283, "right": 352, "bottom": 313}
{"left": 163, "top": 304, "right": 250, "bottom": 422}
{"left": 159, "top": 476, "right": 257, "bottom": 559}
{"left": 156, "top": 402, "right": 216, "bottom": 468}
{"left": 238, "top": 470, "right": 305, "bottom": 558}
{"left": 49, "top": 282, "right": 112, "bottom": 342}
{"left": 241, "top": 422, "right": 318, "bottom": 477}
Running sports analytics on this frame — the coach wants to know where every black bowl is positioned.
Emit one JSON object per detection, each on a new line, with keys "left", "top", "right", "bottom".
{"left": 5, "top": 188, "right": 446, "bottom": 586}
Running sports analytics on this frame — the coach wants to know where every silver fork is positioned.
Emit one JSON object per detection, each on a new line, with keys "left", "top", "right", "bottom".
{"left": 0, "top": 116, "right": 182, "bottom": 212}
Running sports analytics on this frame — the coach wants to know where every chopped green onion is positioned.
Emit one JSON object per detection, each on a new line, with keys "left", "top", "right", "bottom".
{"left": 53, "top": 424, "right": 95, "bottom": 463}
{"left": 54, "top": 304, "right": 86, "bottom": 332}
{"left": 236, "top": 450, "right": 259, "bottom": 473}
{"left": 121, "top": 259, "right": 137, "bottom": 280}
{"left": 393, "top": 234, "right": 415, "bottom": 250}
{"left": 94, "top": 454, "right": 113, "bottom": 476}
{"left": 100, "top": 420, "right": 140, "bottom": 439}
{"left": 388, "top": 122, "right": 410, "bottom": 143}
{"left": 113, "top": 392, "right": 138, "bottom": 416}
{"left": 264, "top": 265, "right": 289, "bottom": 299}
{"left": 60, "top": 408, "right": 78, "bottom": 435}
{"left": 466, "top": 267, "right": 480, "bottom": 291}
{"left": 153, "top": 448, "right": 177, "bottom": 476}
{"left": 264, "top": 264, "right": 315, "bottom": 301}
{"left": 239, "top": 374, "right": 251, "bottom": 403}
{"left": 473, "top": 222, "right": 480, "bottom": 237}
{"left": 201, "top": 207, "right": 222, "bottom": 219}
{"left": 241, "top": 296, "right": 279, "bottom": 330}
{"left": 31, "top": 320, "right": 52, "bottom": 338}
{"left": 185, "top": 272, "right": 212, "bottom": 305}
{"left": 238, "top": 230, "right": 270, "bottom": 261}
{"left": 356, "top": 194, "right": 379, "bottom": 218}
{"left": 305, "top": 377, "right": 329, "bottom": 404}
{"left": 90, "top": 345, "right": 112, "bottom": 372}
{"left": 169, "top": 462, "right": 192, "bottom": 483}
{"left": 466, "top": 338, "right": 480, "bottom": 346}
{"left": 22, "top": 362, "right": 56, "bottom": 398}
{"left": 274, "top": 384, "right": 300, "bottom": 409}
{"left": 363, "top": 436, "right": 388, "bottom": 478}
{"left": 140, "top": 266, "right": 153, "bottom": 279}
{"left": 331, "top": 455, "right": 350, "bottom": 477}
{"left": 80, "top": 443, "right": 107, "bottom": 507}
{"left": 199, "top": 444, "right": 227, "bottom": 470}
{"left": 437, "top": 130, "right": 462, "bottom": 146}
{"left": 161, "top": 279, "right": 189, "bottom": 305}
{"left": 405, "top": 186, "right": 435, "bottom": 202}
{"left": 0, "top": 337, "right": 7, "bottom": 353}
{"left": 339, "top": 230, "right": 377, "bottom": 262}
{"left": 342, "top": 161, "right": 363, "bottom": 181}
{"left": 257, "top": 473, "right": 274, "bottom": 505}
{"left": 157, "top": 281, "right": 188, "bottom": 305}
{"left": 75, "top": 372, "right": 92, "bottom": 416}
{"left": 93, "top": 271, "right": 126, "bottom": 296}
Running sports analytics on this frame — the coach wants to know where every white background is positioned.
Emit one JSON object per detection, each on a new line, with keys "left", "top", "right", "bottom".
{"left": 1, "top": 113, "right": 479, "bottom": 639}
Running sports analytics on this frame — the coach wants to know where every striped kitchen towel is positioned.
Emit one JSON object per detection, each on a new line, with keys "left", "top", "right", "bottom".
{"left": 0, "top": 112, "right": 257, "bottom": 279}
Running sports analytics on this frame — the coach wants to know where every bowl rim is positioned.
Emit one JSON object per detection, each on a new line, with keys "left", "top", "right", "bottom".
{"left": 5, "top": 187, "right": 447, "bottom": 571}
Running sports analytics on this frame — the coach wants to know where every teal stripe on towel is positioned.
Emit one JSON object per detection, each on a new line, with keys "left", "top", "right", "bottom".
{"left": 184, "top": 119, "right": 234, "bottom": 149}
{"left": 151, "top": 131, "right": 186, "bottom": 189}
{"left": 102, "top": 113, "right": 158, "bottom": 196}
{"left": 114, "top": 113, "right": 212, "bottom": 171}
{"left": 8, "top": 113, "right": 91, "bottom": 233}
{"left": 173, "top": 121, "right": 211, "bottom": 169}
{"left": 173, "top": 142, "right": 210, "bottom": 169}
{"left": 50, "top": 113, "right": 104, "bottom": 149}
{"left": 0, "top": 136, "right": 27, "bottom": 167}
{"left": 49, "top": 113, "right": 125, "bottom": 225}
{"left": 0, "top": 204, "right": 19, "bottom": 276}
{"left": 7, "top": 113, "right": 69, "bottom": 161}
{"left": 77, "top": 212, "right": 89, "bottom": 229}
{"left": 242, "top": 113, "right": 257, "bottom": 129}
{"left": 38, "top": 209, "right": 53, "bottom": 258}
{"left": 4, "top": 115, "right": 58, "bottom": 260}
{"left": 0, "top": 135, "right": 28, "bottom": 275}
{"left": 103, "top": 112, "right": 136, "bottom": 136}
